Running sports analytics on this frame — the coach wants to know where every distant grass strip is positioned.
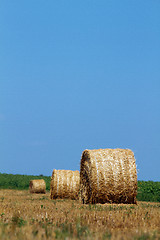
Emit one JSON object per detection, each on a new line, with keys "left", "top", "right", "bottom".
{"left": 137, "top": 181, "right": 160, "bottom": 202}
{"left": 0, "top": 173, "right": 50, "bottom": 191}
{"left": 0, "top": 173, "right": 160, "bottom": 202}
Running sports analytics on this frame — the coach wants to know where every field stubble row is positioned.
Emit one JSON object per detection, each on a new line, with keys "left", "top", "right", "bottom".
{"left": 0, "top": 189, "right": 160, "bottom": 240}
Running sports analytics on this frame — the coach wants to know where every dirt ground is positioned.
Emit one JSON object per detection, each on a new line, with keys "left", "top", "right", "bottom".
{"left": 0, "top": 189, "right": 160, "bottom": 239}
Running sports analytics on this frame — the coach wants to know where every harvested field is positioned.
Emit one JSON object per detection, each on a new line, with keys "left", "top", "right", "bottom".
{"left": 0, "top": 189, "right": 160, "bottom": 239}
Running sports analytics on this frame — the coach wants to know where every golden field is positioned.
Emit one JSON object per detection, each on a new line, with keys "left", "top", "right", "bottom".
{"left": 0, "top": 189, "right": 160, "bottom": 240}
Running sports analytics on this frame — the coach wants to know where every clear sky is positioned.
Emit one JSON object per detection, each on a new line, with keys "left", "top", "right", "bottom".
{"left": 0, "top": 1, "right": 160, "bottom": 181}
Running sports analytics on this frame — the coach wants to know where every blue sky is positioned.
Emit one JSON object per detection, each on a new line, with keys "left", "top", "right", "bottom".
{"left": 0, "top": 1, "right": 160, "bottom": 181}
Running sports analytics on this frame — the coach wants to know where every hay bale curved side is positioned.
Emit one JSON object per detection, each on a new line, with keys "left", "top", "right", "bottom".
{"left": 50, "top": 170, "right": 80, "bottom": 200}
{"left": 29, "top": 179, "right": 46, "bottom": 194}
{"left": 80, "top": 148, "right": 137, "bottom": 204}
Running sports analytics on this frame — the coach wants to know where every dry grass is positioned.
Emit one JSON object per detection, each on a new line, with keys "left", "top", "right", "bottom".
{"left": 0, "top": 189, "right": 160, "bottom": 239}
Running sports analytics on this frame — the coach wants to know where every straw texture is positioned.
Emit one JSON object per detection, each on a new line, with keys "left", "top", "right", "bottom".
{"left": 80, "top": 148, "right": 137, "bottom": 204}
{"left": 50, "top": 170, "right": 80, "bottom": 200}
{"left": 29, "top": 179, "right": 46, "bottom": 194}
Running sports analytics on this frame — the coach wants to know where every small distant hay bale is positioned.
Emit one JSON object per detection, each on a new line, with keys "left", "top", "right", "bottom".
{"left": 80, "top": 148, "right": 137, "bottom": 204}
{"left": 50, "top": 170, "right": 80, "bottom": 200}
{"left": 29, "top": 179, "right": 46, "bottom": 194}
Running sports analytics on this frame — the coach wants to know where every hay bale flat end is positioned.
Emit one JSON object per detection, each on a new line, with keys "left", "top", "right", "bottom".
{"left": 29, "top": 179, "right": 46, "bottom": 194}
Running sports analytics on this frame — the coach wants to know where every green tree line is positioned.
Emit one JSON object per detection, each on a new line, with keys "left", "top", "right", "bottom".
{"left": 137, "top": 180, "right": 160, "bottom": 202}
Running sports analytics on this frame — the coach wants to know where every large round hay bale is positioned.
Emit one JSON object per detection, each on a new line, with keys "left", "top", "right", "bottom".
{"left": 29, "top": 179, "right": 46, "bottom": 194}
{"left": 80, "top": 148, "right": 137, "bottom": 204}
{"left": 50, "top": 170, "right": 80, "bottom": 200}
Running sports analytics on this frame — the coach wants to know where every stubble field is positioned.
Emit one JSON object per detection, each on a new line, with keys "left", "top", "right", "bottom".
{"left": 0, "top": 189, "right": 160, "bottom": 240}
